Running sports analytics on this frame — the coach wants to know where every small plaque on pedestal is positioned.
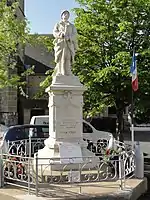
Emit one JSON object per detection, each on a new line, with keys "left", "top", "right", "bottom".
{"left": 59, "top": 142, "right": 83, "bottom": 164}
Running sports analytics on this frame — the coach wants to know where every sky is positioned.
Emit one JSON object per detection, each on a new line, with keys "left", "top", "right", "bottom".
{"left": 25, "top": 0, "right": 79, "bottom": 34}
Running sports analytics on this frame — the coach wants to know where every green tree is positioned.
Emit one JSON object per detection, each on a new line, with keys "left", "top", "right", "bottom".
{"left": 72, "top": 0, "right": 150, "bottom": 140}
{"left": 0, "top": 0, "right": 32, "bottom": 88}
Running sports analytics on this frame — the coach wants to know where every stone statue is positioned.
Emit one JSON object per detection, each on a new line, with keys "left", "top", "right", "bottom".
{"left": 53, "top": 10, "right": 78, "bottom": 76}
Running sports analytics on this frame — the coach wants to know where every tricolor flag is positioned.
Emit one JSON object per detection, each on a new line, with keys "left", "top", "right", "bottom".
{"left": 130, "top": 52, "right": 138, "bottom": 91}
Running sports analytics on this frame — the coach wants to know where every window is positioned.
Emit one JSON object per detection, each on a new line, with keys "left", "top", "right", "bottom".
{"left": 5, "top": 128, "right": 26, "bottom": 141}
{"left": 5, "top": 126, "right": 49, "bottom": 142}
{"left": 41, "top": 127, "right": 49, "bottom": 138}
{"left": 83, "top": 122, "right": 93, "bottom": 133}
{"left": 28, "top": 127, "right": 49, "bottom": 138}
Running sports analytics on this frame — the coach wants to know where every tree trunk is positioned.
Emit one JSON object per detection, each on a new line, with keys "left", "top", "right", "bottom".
{"left": 116, "top": 109, "right": 124, "bottom": 142}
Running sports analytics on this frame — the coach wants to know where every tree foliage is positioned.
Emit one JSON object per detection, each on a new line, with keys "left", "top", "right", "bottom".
{"left": 0, "top": 0, "right": 33, "bottom": 88}
{"left": 72, "top": 0, "right": 150, "bottom": 138}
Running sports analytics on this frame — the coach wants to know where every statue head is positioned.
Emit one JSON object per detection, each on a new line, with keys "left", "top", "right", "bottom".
{"left": 61, "top": 10, "right": 70, "bottom": 21}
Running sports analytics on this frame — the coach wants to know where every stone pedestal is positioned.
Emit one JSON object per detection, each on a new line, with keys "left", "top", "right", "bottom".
{"left": 36, "top": 75, "right": 97, "bottom": 170}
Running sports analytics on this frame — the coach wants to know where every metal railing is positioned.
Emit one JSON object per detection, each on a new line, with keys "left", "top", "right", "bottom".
{"left": 0, "top": 138, "right": 135, "bottom": 197}
{"left": 35, "top": 154, "right": 124, "bottom": 196}
{"left": 7, "top": 138, "right": 45, "bottom": 156}
{"left": 85, "top": 138, "right": 131, "bottom": 154}
{"left": 1, "top": 149, "right": 135, "bottom": 197}
{"left": 6, "top": 138, "right": 131, "bottom": 157}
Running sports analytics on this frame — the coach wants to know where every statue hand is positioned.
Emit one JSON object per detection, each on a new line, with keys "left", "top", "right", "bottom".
{"left": 59, "top": 32, "right": 65, "bottom": 38}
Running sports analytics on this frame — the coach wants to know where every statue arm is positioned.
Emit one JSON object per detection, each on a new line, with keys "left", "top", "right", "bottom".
{"left": 53, "top": 23, "right": 64, "bottom": 39}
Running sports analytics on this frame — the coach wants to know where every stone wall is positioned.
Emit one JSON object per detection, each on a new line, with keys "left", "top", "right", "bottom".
{"left": 0, "top": 87, "right": 18, "bottom": 126}
{"left": 0, "top": 112, "right": 18, "bottom": 126}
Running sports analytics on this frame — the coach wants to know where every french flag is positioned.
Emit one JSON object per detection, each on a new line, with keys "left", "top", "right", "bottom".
{"left": 130, "top": 52, "right": 138, "bottom": 92}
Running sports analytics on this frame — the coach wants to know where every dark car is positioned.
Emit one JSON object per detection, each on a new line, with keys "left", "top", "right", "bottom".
{"left": 0, "top": 124, "right": 49, "bottom": 156}
{"left": 4, "top": 124, "right": 49, "bottom": 142}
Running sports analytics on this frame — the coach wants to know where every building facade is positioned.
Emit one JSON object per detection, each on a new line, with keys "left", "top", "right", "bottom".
{"left": 0, "top": 0, "right": 53, "bottom": 126}
{"left": 0, "top": 0, "right": 25, "bottom": 126}
{"left": 19, "top": 43, "right": 54, "bottom": 124}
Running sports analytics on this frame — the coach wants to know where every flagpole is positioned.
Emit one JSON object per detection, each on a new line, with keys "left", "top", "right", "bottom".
{"left": 131, "top": 86, "right": 134, "bottom": 151}
{"left": 130, "top": 47, "right": 138, "bottom": 151}
{"left": 131, "top": 47, "right": 135, "bottom": 151}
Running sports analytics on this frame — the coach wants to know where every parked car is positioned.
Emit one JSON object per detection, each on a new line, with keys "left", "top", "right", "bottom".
{"left": 3, "top": 124, "right": 49, "bottom": 142}
{"left": 0, "top": 124, "right": 49, "bottom": 155}
{"left": 30, "top": 115, "right": 113, "bottom": 142}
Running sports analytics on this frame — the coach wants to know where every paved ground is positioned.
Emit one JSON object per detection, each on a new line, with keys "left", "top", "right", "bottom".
{"left": 0, "top": 179, "right": 147, "bottom": 200}
{"left": 0, "top": 193, "right": 18, "bottom": 199}
{"left": 0, "top": 185, "right": 26, "bottom": 200}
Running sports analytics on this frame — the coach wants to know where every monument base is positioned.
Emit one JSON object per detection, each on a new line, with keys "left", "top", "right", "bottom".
{"left": 35, "top": 137, "right": 99, "bottom": 171}
{"left": 34, "top": 74, "right": 99, "bottom": 173}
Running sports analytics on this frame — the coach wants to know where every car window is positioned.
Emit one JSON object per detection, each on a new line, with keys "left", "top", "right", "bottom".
{"left": 34, "top": 127, "right": 42, "bottom": 138}
{"left": 5, "top": 128, "right": 26, "bottom": 141}
{"left": 28, "top": 127, "right": 49, "bottom": 138}
{"left": 83, "top": 122, "right": 93, "bottom": 133}
{"left": 5, "top": 126, "right": 49, "bottom": 141}
{"left": 41, "top": 127, "right": 49, "bottom": 138}
{"left": 36, "top": 127, "right": 49, "bottom": 138}
{"left": 24, "top": 127, "right": 32, "bottom": 138}
{"left": 27, "top": 127, "right": 39, "bottom": 138}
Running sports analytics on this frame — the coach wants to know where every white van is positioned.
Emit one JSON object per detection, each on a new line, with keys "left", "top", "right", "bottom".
{"left": 30, "top": 115, "right": 49, "bottom": 125}
{"left": 30, "top": 115, "right": 112, "bottom": 142}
